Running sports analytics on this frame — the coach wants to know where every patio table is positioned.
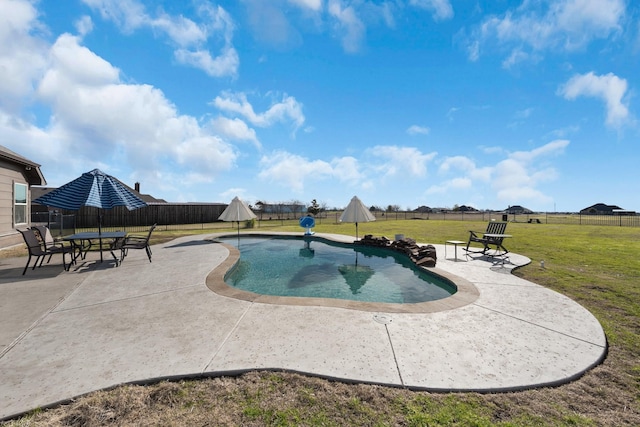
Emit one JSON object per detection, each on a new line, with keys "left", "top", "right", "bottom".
{"left": 63, "top": 231, "right": 126, "bottom": 266}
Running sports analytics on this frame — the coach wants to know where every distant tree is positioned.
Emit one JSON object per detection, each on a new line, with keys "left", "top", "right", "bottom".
{"left": 254, "top": 201, "right": 265, "bottom": 220}
{"left": 308, "top": 199, "right": 321, "bottom": 216}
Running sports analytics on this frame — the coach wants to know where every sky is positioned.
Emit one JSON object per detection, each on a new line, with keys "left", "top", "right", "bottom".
{"left": 1, "top": 0, "right": 638, "bottom": 212}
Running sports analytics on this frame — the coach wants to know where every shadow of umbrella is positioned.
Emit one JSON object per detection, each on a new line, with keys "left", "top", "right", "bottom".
{"left": 33, "top": 169, "right": 147, "bottom": 262}
{"left": 338, "top": 259, "right": 374, "bottom": 294}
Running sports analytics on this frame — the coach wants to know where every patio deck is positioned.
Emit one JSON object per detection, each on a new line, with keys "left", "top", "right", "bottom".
{"left": 0, "top": 232, "right": 606, "bottom": 421}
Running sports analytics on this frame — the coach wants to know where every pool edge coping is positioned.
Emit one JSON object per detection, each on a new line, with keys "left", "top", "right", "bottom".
{"left": 205, "top": 232, "right": 480, "bottom": 313}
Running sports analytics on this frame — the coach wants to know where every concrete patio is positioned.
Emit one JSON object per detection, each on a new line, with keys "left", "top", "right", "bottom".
{"left": 0, "top": 232, "right": 607, "bottom": 421}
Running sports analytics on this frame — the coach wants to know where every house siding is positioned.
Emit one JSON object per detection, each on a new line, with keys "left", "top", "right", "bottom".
{"left": 0, "top": 159, "right": 30, "bottom": 247}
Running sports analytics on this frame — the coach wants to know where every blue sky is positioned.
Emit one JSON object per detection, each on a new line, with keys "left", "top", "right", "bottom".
{"left": 2, "top": 0, "right": 638, "bottom": 212}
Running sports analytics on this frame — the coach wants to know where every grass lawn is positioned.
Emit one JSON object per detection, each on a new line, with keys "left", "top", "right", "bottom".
{"left": 5, "top": 220, "right": 640, "bottom": 426}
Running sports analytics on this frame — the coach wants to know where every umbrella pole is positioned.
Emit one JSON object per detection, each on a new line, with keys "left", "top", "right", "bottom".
{"left": 99, "top": 211, "right": 104, "bottom": 262}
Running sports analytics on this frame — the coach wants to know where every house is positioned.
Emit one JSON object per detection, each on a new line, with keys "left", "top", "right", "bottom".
{"left": 505, "top": 205, "right": 533, "bottom": 214}
{"left": 0, "top": 145, "right": 46, "bottom": 248}
{"left": 414, "top": 205, "right": 432, "bottom": 213}
{"left": 580, "top": 203, "right": 624, "bottom": 215}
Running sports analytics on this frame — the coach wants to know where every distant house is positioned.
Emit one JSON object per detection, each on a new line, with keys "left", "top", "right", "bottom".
{"left": 456, "top": 205, "right": 478, "bottom": 212}
{"left": 0, "top": 145, "right": 46, "bottom": 248}
{"left": 580, "top": 203, "right": 624, "bottom": 215}
{"left": 505, "top": 205, "right": 533, "bottom": 214}
{"left": 414, "top": 205, "right": 432, "bottom": 213}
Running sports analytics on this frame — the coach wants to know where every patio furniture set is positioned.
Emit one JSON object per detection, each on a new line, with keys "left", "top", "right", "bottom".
{"left": 18, "top": 224, "right": 156, "bottom": 275}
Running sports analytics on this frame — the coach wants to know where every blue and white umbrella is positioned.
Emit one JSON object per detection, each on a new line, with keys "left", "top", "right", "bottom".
{"left": 34, "top": 169, "right": 147, "bottom": 212}
{"left": 34, "top": 169, "right": 147, "bottom": 261}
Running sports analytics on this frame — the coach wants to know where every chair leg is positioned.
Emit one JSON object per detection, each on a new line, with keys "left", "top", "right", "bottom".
{"left": 145, "top": 245, "right": 152, "bottom": 262}
{"left": 22, "top": 254, "right": 32, "bottom": 275}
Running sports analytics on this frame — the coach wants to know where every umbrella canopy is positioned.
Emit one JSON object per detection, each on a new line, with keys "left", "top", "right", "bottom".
{"left": 34, "top": 169, "right": 147, "bottom": 211}
{"left": 219, "top": 196, "right": 257, "bottom": 237}
{"left": 339, "top": 196, "right": 376, "bottom": 239}
{"left": 34, "top": 169, "right": 147, "bottom": 262}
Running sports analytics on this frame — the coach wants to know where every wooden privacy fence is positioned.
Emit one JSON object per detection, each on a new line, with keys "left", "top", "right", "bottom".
{"left": 33, "top": 203, "right": 227, "bottom": 230}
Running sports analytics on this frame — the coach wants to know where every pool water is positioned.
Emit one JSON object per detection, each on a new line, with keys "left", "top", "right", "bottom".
{"left": 219, "top": 236, "right": 456, "bottom": 304}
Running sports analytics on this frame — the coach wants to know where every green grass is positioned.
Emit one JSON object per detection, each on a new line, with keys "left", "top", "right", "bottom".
{"left": 7, "top": 219, "right": 640, "bottom": 426}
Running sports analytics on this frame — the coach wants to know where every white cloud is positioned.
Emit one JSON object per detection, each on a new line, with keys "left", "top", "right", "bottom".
{"left": 10, "top": 31, "right": 238, "bottom": 189}
{"left": 213, "top": 91, "right": 305, "bottom": 130}
{"left": 491, "top": 140, "right": 569, "bottom": 205}
{"left": 288, "top": 0, "right": 323, "bottom": 12}
{"left": 328, "top": 0, "right": 366, "bottom": 53}
{"left": 407, "top": 125, "right": 430, "bottom": 135}
{"left": 75, "top": 16, "right": 94, "bottom": 36}
{"left": 467, "top": 0, "right": 625, "bottom": 64}
{"left": 211, "top": 116, "right": 260, "bottom": 148}
{"left": 0, "top": 0, "right": 48, "bottom": 113}
{"left": 82, "top": 0, "right": 238, "bottom": 77}
{"left": 174, "top": 46, "right": 239, "bottom": 78}
{"left": 259, "top": 151, "right": 334, "bottom": 192}
{"left": 429, "top": 141, "right": 568, "bottom": 206}
{"left": 409, "top": 0, "right": 453, "bottom": 21}
{"left": 331, "top": 156, "right": 364, "bottom": 184}
{"left": 559, "top": 71, "right": 630, "bottom": 128}
{"left": 368, "top": 146, "right": 436, "bottom": 178}
{"left": 438, "top": 156, "right": 476, "bottom": 174}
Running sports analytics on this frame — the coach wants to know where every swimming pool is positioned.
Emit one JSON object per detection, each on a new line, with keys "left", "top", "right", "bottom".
{"left": 218, "top": 236, "right": 456, "bottom": 304}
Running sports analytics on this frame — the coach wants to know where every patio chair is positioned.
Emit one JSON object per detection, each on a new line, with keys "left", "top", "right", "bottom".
{"left": 18, "top": 229, "right": 71, "bottom": 275}
{"left": 32, "top": 225, "right": 77, "bottom": 266}
{"left": 120, "top": 223, "right": 156, "bottom": 263}
{"left": 465, "top": 221, "right": 508, "bottom": 255}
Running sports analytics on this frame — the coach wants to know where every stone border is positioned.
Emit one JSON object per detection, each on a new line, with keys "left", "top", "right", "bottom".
{"left": 205, "top": 233, "right": 480, "bottom": 313}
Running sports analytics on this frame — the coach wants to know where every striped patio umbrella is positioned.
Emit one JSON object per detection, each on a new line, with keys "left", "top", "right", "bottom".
{"left": 34, "top": 169, "right": 147, "bottom": 261}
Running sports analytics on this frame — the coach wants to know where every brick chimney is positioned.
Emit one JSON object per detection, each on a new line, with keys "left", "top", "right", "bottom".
{"left": 134, "top": 182, "right": 140, "bottom": 193}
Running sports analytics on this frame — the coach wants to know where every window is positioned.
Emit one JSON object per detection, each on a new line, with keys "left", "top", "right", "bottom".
{"left": 14, "top": 182, "right": 27, "bottom": 225}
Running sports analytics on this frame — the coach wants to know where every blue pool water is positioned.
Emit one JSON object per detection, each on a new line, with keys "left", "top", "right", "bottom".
{"left": 219, "top": 236, "right": 456, "bottom": 304}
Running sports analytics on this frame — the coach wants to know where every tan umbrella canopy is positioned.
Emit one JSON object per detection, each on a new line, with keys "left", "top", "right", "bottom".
{"left": 219, "top": 196, "right": 257, "bottom": 237}
{"left": 339, "top": 196, "right": 376, "bottom": 240}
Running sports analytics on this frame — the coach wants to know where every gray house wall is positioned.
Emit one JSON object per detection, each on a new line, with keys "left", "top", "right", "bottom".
{"left": 0, "top": 160, "right": 30, "bottom": 247}
{"left": 0, "top": 147, "right": 46, "bottom": 249}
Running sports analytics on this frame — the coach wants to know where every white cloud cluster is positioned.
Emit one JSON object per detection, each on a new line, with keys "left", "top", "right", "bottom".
{"left": 467, "top": 0, "right": 625, "bottom": 66}
{"left": 240, "top": 0, "right": 454, "bottom": 54}
{"left": 407, "top": 125, "right": 431, "bottom": 135}
{"left": 82, "top": 0, "right": 239, "bottom": 77}
{"left": 409, "top": 0, "right": 454, "bottom": 21}
{"left": 0, "top": 0, "right": 48, "bottom": 113}
{"left": 559, "top": 71, "right": 630, "bottom": 128}
{"left": 427, "top": 140, "right": 569, "bottom": 207}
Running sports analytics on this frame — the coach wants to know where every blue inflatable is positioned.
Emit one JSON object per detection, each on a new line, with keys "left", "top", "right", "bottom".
{"left": 299, "top": 216, "right": 316, "bottom": 235}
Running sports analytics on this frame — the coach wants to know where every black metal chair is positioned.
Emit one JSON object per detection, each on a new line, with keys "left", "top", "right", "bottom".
{"left": 120, "top": 224, "right": 156, "bottom": 263}
{"left": 18, "top": 229, "right": 72, "bottom": 275}
{"left": 32, "top": 225, "right": 77, "bottom": 266}
{"left": 465, "top": 221, "right": 508, "bottom": 255}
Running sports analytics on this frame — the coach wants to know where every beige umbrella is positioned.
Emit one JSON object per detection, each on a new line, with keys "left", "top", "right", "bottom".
{"left": 339, "top": 196, "right": 376, "bottom": 240}
{"left": 219, "top": 196, "right": 257, "bottom": 237}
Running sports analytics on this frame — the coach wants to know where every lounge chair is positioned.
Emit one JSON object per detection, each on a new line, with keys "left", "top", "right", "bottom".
{"left": 120, "top": 224, "right": 156, "bottom": 263}
{"left": 18, "top": 228, "right": 72, "bottom": 275}
{"left": 465, "top": 221, "right": 509, "bottom": 255}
